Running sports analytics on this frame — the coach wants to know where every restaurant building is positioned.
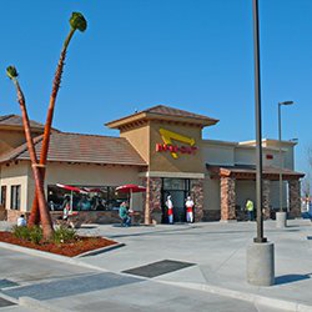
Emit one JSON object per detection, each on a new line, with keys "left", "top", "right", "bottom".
{"left": 0, "top": 105, "right": 304, "bottom": 223}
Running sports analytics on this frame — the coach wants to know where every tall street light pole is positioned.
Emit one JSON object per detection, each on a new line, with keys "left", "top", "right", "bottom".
{"left": 252, "top": 0, "right": 266, "bottom": 243}
{"left": 277, "top": 101, "right": 294, "bottom": 228}
{"left": 247, "top": 0, "right": 274, "bottom": 287}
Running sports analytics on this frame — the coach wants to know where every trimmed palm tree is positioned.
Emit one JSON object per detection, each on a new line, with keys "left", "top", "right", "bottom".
{"left": 6, "top": 66, "right": 54, "bottom": 239}
{"left": 28, "top": 12, "right": 87, "bottom": 226}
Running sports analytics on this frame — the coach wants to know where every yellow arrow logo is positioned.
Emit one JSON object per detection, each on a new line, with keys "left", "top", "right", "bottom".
{"left": 158, "top": 128, "right": 196, "bottom": 159}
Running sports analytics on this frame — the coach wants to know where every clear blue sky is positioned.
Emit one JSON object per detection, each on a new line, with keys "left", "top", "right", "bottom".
{"left": 0, "top": 0, "right": 311, "bottom": 174}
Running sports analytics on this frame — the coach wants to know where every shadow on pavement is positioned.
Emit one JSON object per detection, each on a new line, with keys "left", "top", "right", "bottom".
{"left": 275, "top": 273, "right": 311, "bottom": 285}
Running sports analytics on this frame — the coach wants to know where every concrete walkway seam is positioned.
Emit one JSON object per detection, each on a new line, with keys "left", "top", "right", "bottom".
{"left": 160, "top": 280, "right": 312, "bottom": 312}
{"left": 19, "top": 296, "right": 72, "bottom": 312}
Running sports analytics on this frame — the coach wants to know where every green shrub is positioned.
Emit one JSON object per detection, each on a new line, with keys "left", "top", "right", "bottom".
{"left": 53, "top": 225, "right": 76, "bottom": 244}
{"left": 12, "top": 225, "right": 30, "bottom": 240}
{"left": 29, "top": 226, "right": 43, "bottom": 244}
{"left": 12, "top": 225, "right": 43, "bottom": 244}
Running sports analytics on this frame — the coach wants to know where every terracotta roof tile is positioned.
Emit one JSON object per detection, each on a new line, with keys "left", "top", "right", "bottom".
{"left": 144, "top": 105, "right": 218, "bottom": 121}
{"left": 207, "top": 164, "right": 304, "bottom": 178}
{"left": 0, "top": 114, "right": 44, "bottom": 129}
{"left": 0, "top": 136, "right": 43, "bottom": 163}
{"left": 0, "top": 115, "right": 14, "bottom": 123}
{"left": 106, "top": 104, "right": 219, "bottom": 128}
{"left": 0, "top": 132, "right": 147, "bottom": 167}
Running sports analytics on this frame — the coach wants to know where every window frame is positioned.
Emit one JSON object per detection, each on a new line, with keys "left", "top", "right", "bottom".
{"left": 10, "top": 185, "right": 21, "bottom": 210}
{"left": 0, "top": 185, "right": 7, "bottom": 207}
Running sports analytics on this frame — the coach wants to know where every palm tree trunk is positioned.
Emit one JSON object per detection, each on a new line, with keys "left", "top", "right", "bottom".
{"left": 12, "top": 79, "right": 54, "bottom": 239}
{"left": 28, "top": 29, "right": 75, "bottom": 226}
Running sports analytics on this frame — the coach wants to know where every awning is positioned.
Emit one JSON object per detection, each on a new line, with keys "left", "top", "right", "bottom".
{"left": 207, "top": 164, "right": 305, "bottom": 181}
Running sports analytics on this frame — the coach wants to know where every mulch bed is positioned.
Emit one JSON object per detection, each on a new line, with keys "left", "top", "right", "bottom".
{"left": 0, "top": 231, "right": 117, "bottom": 257}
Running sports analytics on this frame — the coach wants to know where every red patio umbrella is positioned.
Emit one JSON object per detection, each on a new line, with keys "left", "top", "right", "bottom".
{"left": 116, "top": 184, "right": 146, "bottom": 211}
{"left": 116, "top": 184, "right": 146, "bottom": 193}
{"left": 56, "top": 183, "right": 84, "bottom": 193}
{"left": 56, "top": 183, "right": 87, "bottom": 211}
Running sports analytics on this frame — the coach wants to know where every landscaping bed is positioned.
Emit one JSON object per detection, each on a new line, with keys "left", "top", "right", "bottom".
{"left": 0, "top": 231, "right": 117, "bottom": 257}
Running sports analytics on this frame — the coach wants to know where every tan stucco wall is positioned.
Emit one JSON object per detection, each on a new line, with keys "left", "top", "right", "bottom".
{"left": 0, "top": 160, "right": 144, "bottom": 213}
{"left": 0, "top": 161, "right": 29, "bottom": 212}
{"left": 149, "top": 122, "right": 204, "bottom": 173}
{"left": 202, "top": 142, "right": 235, "bottom": 166}
{"left": 235, "top": 146, "right": 284, "bottom": 168}
{"left": 235, "top": 148, "right": 255, "bottom": 165}
{"left": 203, "top": 175, "right": 220, "bottom": 211}
{"left": 240, "top": 140, "right": 295, "bottom": 170}
{"left": 204, "top": 141, "right": 293, "bottom": 171}
{"left": 120, "top": 124, "right": 150, "bottom": 162}
{"left": 26, "top": 162, "right": 144, "bottom": 212}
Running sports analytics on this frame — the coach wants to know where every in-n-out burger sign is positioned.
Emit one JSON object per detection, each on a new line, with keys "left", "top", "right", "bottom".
{"left": 156, "top": 128, "right": 198, "bottom": 159}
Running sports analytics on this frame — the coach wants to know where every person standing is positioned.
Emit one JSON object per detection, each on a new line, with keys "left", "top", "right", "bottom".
{"left": 62, "top": 198, "right": 71, "bottom": 221}
{"left": 185, "top": 196, "right": 194, "bottom": 223}
{"left": 166, "top": 195, "right": 174, "bottom": 224}
{"left": 246, "top": 198, "right": 254, "bottom": 221}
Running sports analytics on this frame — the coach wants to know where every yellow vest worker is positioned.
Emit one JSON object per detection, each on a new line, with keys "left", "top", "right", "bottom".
{"left": 246, "top": 199, "right": 254, "bottom": 221}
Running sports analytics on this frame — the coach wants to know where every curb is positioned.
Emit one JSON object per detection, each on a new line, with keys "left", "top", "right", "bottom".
{"left": 159, "top": 280, "right": 312, "bottom": 312}
{"left": 0, "top": 291, "right": 18, "bottom": 304}
{"left": 0, "top": 241, "right": 111, "bottom": 273}
{"left": 75, "top": 242, "right": 125, "bottom": 258}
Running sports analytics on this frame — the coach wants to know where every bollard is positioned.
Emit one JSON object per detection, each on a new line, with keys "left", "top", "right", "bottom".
{"left": 247, "top": 241, "right": 275, "bottom": 286}
{"left": 276, "top": 211, "right": 287, "bottom": 228}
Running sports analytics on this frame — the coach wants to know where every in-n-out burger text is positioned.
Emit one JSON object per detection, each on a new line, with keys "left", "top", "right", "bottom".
{"left": 156, "top": 143, "right": 198, "bottom": 155}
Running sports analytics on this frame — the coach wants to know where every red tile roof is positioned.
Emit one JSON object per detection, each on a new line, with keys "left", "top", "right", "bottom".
{"left": 0, "top": 114, "right": 45, "bottom": 130}
{"left": 0, "top": 132, "right": 147, "bottom": 166}
{"left": 106, "top": 104, "right": 219, "bottom": 128}
{"left": 207, "top": 164, "right": 304, "bottom": 179}
{"left": 143, "top": 105, "right": 218, "bottom": 121}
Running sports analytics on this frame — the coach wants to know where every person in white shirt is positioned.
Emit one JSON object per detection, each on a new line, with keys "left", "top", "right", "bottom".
{"left": 185, "top": 196, "right": 194, "bottom": 223}
{"left": 165, "top": 195, "right": 174, "bottom": 224}
{"left": 17, "top": 214, "right": 27, "bottom": 227}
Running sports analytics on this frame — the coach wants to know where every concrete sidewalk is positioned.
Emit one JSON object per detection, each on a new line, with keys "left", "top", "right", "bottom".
{"left": 0, "top": 219, "right": 311, "bottom": 311}
{"left": 76, "top": 219, "right": 312, "bottom": 309}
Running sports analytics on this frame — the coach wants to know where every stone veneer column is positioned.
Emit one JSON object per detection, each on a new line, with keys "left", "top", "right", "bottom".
{"left": 142, "top": 177, "right": 162, "bottom": 224}
{"left": 220, "top": 177, "right": 236, "bottom": 221}
{"left": 191, "top": 179, "right": 204, "bottom": 222}
{"left": 262, "top": 180, "right": 271, "bottom": 219}
{"left": 288, "top": 179, "right": 301, "bottom": 218}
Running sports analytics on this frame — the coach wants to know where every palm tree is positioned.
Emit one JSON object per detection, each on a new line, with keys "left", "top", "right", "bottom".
{"left": 6, "top": 66, "right": 54, "bottom": 239}
{"left": 28, "top": 12, "right": 87, "bottom": 226}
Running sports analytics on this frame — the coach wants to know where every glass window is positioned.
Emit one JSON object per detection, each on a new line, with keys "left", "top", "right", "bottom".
{"left": 47, "top": 185, "right": 128, "bottom": 212}
{"left": 10, "top": 185, "right": 21, "bottom": 210}
{"left": 163, "top": 178, "right": 188, "bottom": 190}
{"left": 0, "top": 186, "right": 7, "bottom": 206}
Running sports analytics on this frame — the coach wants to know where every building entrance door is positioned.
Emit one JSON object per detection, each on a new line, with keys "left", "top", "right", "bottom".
{"left": 161, "top": 178, "right": 190, "bottom": 223}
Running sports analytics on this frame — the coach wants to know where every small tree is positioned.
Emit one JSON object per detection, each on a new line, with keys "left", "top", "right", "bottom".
{"left": 6, "top": 67, "right": 54, "bottom": 239}
{"left": 6, "top": 12, "right": 87, "bottom": 238}
{"left": 28, "top": 12, "right": 87, "bottom": 226}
